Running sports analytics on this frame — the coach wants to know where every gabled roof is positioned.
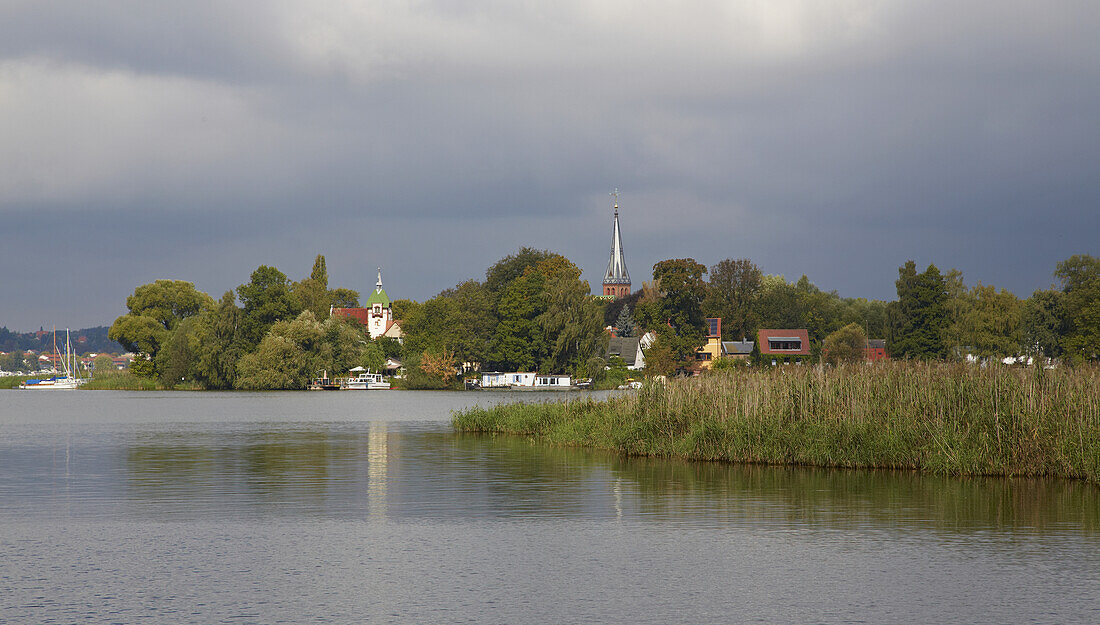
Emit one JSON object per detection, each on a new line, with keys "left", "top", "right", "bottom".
{"left": 607, "top": 336, "right": 642, "bottom": 367}
{"left": 757, "top": 329, "right": 811, "bottom": 356}
{"left": 382, "top": 319, "right": 403, "bottom": 338}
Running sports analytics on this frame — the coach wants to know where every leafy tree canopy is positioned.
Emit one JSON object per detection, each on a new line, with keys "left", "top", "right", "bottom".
{"left": 484, "top": 247, "right": 556, "bottom": 293}
{"left": 652, "top": 258, "right": 708, "bottom": 364}
{"left": 887, "top": 261, "right": 947, "bottom": 360}
{"left": 823, "top": 323, "right": 867, "bottom": 365}
{"left": 237, "top": 265, "right": 299, "bottom": 349}
{"left": 704, "top": 258, "right": 762, "bottom": 341}
{"left": 1056, "top": 254, "right": 1100, "bottom": 362}
{"left": 191, "top": 291, "right": 244, "bottom": 390}
{"left": 123, "top": 280, "right": 214, "bottom": 332}
{"left": 330, "top": 288, "right": 360, "bottom": 308}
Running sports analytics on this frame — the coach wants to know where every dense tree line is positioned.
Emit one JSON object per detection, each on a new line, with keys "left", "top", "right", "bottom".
{"left": 0, "top": 326, "right": 122, "bottom": 356}
{"left": 642, "top": 254, "right": 1098, "bottom": 370}
{"left": 105, "top": 250, "right": 1099, "bottom": 389}
{"left": 400, "top": 248, "right": 607, "bottom": 386}
{"left": 109, "top": 255, "right": 373, "bottom": 389}
{"left": 885, "top": 254, "right": 1100, "bottom": 364}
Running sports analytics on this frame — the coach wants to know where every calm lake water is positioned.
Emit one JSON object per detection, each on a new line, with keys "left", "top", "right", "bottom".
{"left": 1, "top": 391, "right": 1098, "bottom": 624}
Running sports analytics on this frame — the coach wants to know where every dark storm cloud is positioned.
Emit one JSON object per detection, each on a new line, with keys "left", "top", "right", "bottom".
{"left": 1, "top": 1, "right": 1098, "bottom": 329}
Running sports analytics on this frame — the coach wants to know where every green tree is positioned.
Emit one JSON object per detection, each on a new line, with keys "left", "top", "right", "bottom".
{"left": 484, "top": 247, "right": 556, "bottom": 293}
{"left": 1021, "top": 288, "right": 1066, "bottom": 358}
{"left": 330, "top": 288, "right": 360, "bottom": 308}
{"left": 237, "top": 265, "right": 298, "bottom": 349}
{"left": 92, "top": 354, "right": 116, "bottom": 375}
{"left": 603, "top": 356, "right": 628, "bottom": 387}
{"left": 652, "top": 258, "right": 708, "bottom": 365}
{"left": 489, "top": 272, "right": 547, "bottom": 370}
{"left": 1, "top": 351, "right": 26, "bottom": 372}
{"left": 315, "top": 316, "right": 368, "bottom": 375}
{"left": 632, "top": 281, "right": 663, "bottom": 333}
{"left": 192, "top": 291, "right": 245, "bottom": 390}
{"left": 109, "top": 280, "right": 214, "bottom": 375}
{"left": 117, "top": 279, "right": 214, "bottom": 331}
{"left": 887, "top": 261, "right": 947, "bottom": 360}
{"left": 941, "top": 269, "right": 970, "bottom": 358}
{"left": 375, "top": 336, "right": 403, "bottom": 359}
{"left": 959, "top": 283, "right": 1021, "bottom": 358}
{"left": 614, "top": 304, "right": 636, "bottom": 337}
{"left": 755, "top": 276, "right": 803, "bottom": 330}
{"left": 535, "top": 258, "right": 606, "bottom": 375}
{"left": 402, "top": 280, "right": 496, "bottom": 367}
{"left": 391, "top": 298, "right": 420, "bottom": 322}
{"left": 235, "top": 311, "right": 324, "bottom": 390}
{"left": 361, "top": 341, "right": 386, "bottom": 372}
{"left": 705, "top": 258, "right": 762, "bottom": 340}
{"left": 643, "top": 342, "right": 676, "bottom": 377}
{"left": 108, "top": 314, "right": 168, "bottom": 361}
{"left": 156, "top": 317, "right": 201, "bottom": 388}
{"left": 1055, "top": 254, "right": 1100, "bottom": 362}
{"left": 835, "top": 298, "right": 888, "bottom": 341}
{"left": 823, "top": 323, "right": 867, "bottom": 365}
{"left": 292, "top": 254, "right": 332, "bottom": 320}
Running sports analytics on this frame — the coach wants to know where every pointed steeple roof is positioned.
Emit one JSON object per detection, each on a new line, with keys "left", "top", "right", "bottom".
{"left": 603, "top": 207, "right": 630, "bottom": 285}
{"left": 365, "top": 267, "right": 391, "bottom": 307}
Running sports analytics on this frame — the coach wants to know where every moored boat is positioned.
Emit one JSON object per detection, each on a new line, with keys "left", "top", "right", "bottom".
{"left": 20, "top": 329, "right": 84, "bottom": 390}
{"left": 343, "top": 367, "right": 390, "bottom": 390}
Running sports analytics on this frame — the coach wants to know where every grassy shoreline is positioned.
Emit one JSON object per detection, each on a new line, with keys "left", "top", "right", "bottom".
{"left": 453, "top": 363, "right": 1100, "bottom": 484}
{"left": 1, "top": 373, "right": 201, "bottom": 390}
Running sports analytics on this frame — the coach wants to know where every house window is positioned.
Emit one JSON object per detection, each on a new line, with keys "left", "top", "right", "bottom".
{"left": 768, "top": 339, "right": 801, "bottom": 351}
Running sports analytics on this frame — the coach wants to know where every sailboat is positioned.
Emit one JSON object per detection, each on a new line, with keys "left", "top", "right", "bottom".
{"left": 19, "top": 328, "right": 85, "bottom": 390}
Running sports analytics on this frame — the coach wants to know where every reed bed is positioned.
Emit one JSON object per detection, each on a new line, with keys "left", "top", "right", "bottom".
{"left": 454, "top": 362, "right": 1100, "bottom": 483}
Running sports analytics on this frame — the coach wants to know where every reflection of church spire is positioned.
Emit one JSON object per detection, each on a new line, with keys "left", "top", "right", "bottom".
{"left": 602, "top": 189, "right": 631, "bottom": 298}
{"left": 367, "top": 421, "right": 388, "bottom": 520}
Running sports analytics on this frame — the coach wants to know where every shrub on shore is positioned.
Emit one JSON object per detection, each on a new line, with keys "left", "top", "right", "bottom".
{"left": 454, "top": 362, "right": 1100, "bottom": 483}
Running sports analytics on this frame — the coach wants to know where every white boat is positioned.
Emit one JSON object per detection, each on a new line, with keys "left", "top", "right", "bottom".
{"left": 343, "top": 367, "right": 390, "bottom": 390}
{"left": 20, "top": 329, "right": 85, "bottom": 390}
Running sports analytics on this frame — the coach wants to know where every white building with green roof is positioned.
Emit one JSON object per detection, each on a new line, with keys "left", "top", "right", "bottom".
{"left": 365, "top": 268, "right": 395, "bottom": 339}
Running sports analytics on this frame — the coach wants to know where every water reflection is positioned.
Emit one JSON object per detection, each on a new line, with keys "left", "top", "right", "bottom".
{"left": 113, "top": 423, "right": 1100, "bottom": 534}
{"left": 368, "top": 421, "right": 388, "bottom": 520}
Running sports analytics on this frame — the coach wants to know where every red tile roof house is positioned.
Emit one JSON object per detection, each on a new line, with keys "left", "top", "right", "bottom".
{"left": 757, "top": 329, "right": 812, "bottom": 365}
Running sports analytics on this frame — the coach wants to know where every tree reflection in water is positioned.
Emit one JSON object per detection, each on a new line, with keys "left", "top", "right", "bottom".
{"left": 123, "top": 425, "right": 1098, "bottom": 534}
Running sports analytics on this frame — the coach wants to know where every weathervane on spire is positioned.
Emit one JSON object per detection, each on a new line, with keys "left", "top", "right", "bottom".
{"left": 609, "top": 188, "right": 620, "bottom": 211}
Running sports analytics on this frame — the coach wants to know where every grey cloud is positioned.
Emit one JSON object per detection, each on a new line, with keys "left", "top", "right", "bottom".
{"left": 1, "top": 2, "right": 1098, "bottom": 329}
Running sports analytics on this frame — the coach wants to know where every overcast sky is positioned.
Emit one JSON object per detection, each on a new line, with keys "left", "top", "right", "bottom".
{"left": 2, "top": 1, "right": 1098, "bottom": 331}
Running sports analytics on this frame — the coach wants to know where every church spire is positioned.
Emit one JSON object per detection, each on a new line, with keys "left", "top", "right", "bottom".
{"left": 602, "top": 190, "right": 631, "bottom": 298}
{"left": 375, "top": 268, "right": 383, "bottom": 292}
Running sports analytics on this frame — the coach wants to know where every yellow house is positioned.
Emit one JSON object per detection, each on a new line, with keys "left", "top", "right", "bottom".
{"left": 694, "top": 318, "right": 723, "bottom": 370}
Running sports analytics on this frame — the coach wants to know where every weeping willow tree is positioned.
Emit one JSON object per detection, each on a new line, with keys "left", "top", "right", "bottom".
{"left": 536, "top": 258, "right": 607, "bottom": 376}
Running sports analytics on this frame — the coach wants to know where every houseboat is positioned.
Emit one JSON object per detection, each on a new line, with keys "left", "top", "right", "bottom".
{"left": 479, "top": 372, "right": 573, "bottom": 390}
